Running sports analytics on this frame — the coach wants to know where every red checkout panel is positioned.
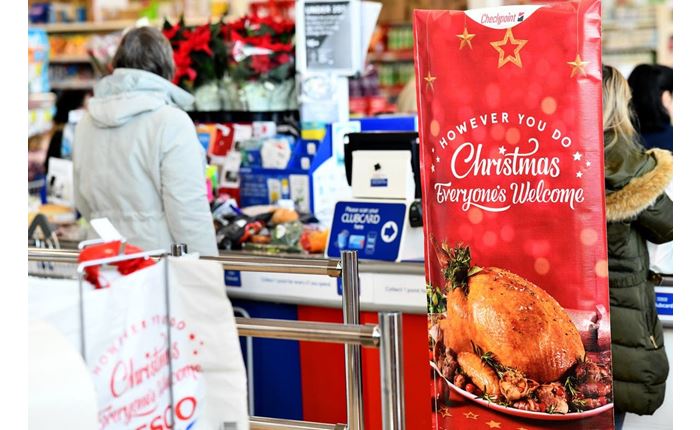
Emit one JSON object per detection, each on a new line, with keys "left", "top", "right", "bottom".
{"left": 226, "top": 260, "right": 433, "bottom": 429}
{"left": 297, "top": 307, "right": 432, "bottom": 430}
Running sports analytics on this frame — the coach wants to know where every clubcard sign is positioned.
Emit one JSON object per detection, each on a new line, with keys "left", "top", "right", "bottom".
{"left": 326, "top": 201, "right": 405, "bottom": 260}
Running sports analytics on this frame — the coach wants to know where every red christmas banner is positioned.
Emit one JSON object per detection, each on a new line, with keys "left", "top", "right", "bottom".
{"left": 413, "top": 1, "right": 613, "bottom": 429}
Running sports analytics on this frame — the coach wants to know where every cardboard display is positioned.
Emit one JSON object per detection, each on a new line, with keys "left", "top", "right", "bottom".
{"left": 414, "top": 1, "right": 613, "bottom": 428}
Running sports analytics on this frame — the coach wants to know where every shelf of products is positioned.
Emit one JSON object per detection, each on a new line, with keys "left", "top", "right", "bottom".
{"left": 376, "top": 0, "right": 467, "bottom": 23}
{"left": 378, "top": 62, "right": 413, "bottom": 90}
{"left": 28, "top": 103, "right": 56, "bottom": 139}
{"left": 28, "top": 28, "right": 55, "bottom": 139}
{"left": 366, "top": 50, "right": 414, "bottom": 63}
{"left": 31, "top": 15, "right": 222, "bottom": 34}
{"left": 41, "top": 29, "right": 100, "bottom": 90}
{"left": 29, "top": 15, "right": 238, "bottom": 91}
{"left": 602, "top": 2, "right": 673, "bottom": 75}
{"left": 368, "top": 22, "right": 414, "bottom": 58}
{"left": 49, "top": 60, "right": 96, "bottom": 90}
{"left": 50, "top": 80, "right": 96, "bottom": 90}
{"left": 29, "top": 0, "right": 91, "bottom": 27}
{"left": 49, "top": 55, "right": 92, "bottom": 64}
{"left": 49, "top": 33, "right": 91, "bottom": 61}
{"left": 32, "top": 20, "right": 135, "bottom": 34}
{"left": 349, "top": 20, "right": 411, "bottom": 115}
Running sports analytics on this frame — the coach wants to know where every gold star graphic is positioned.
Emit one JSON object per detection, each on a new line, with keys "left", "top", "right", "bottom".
{"left": 490, "top": 28, "right": 528, "bottom": 68}
{"left": 457, "top": 27, "right": 476, "bottom": 50}
{"left": 438, "top": 407, "right": 452, "bottom": 418}
{"left": 463, "top": 411, "right": 479, "bottom": 419}
{"left": 485, "top": 420, "right": 502, "bottom": 429}
{"left": 567, "top": 54, "right": 589, "bottom": 78}
{"left": 424, "top": 71, "right": 437, "bottom": 91}
{"left": 517, "top": 427, "right": 529, "bottom": 430}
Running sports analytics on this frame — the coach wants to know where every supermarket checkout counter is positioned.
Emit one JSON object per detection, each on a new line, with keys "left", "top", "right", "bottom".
{"left": 53, "top": 244, "right": 672, "bottom": 429}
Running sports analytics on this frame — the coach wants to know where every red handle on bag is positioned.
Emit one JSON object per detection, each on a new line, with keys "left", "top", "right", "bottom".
{"left": 78, "top": 241, "right": 156, "bottom": 289}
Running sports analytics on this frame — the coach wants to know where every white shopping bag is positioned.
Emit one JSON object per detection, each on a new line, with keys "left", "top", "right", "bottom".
{"left": 29, "top": 319, "right": 99, "bottom": 430}
{"left": 29, "top": 257, "right": 249, "bottom": 430}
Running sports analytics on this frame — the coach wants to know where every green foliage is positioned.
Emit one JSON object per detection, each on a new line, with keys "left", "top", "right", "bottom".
{"left": 426, "top": 284, "right": 447, "bottom": 314}
{"left": 440, "top": 243, "right": 482, "bottom": 291}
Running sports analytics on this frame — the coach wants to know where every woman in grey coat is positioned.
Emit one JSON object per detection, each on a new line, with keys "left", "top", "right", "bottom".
{"left": 73, "top": 27, "right": 218, "bottom": 255}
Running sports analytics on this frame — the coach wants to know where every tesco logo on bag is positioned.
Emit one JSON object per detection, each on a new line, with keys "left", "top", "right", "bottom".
{"left": 135, "top": 396, "right": 197, "bottom": 430}
{"left": 94, "top": 314, "right": 205, "bottom": 430}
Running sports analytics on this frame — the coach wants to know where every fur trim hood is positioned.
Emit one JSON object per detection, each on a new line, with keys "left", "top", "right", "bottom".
{"left": 606, "top": 148, "right": 673, "bottom": 222}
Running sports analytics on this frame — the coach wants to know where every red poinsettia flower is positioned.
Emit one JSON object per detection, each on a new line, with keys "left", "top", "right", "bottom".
{"left": 243, "top": 34, "right": 293, "bottom": 53}
{"left": 228, "top": 17, "right": 247, "bottom": 33}
{"left": 223, "top": 14, "right": 294, "bottom": 48}
{"left": 276, "top": 53, "right": 291, "bottom": 66}
{"left": 162, "top": 23, "right": 181, "bottom": 40}
{"left": 262, "top": 16, "right": 294, "bottom": 35}
{"left": 250, "top": 54, "right": 273, "bottom": 74}
{"left": 164, "top": 13, "right": 295, "bottom": 86}
{"left": 227, "top": 28, "right": 245, "bottom": 45}
{"left": 173, "top": 44, "right": 197, "bottom": 85}
{"left": 188, "top": 25, "right": 213, "bottom": 56}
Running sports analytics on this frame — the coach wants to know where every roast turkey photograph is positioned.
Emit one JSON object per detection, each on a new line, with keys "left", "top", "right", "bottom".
{"left": 427, "top": 240, "right": 613, "bottom": 419}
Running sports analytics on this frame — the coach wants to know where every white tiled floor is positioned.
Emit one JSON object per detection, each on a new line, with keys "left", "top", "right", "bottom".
{"left": 624, "top": 328, "right": 673, "bottom": 429}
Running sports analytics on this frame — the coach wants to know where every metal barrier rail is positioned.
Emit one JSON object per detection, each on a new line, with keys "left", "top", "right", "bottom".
{"left": 28, "top": 247, "right": 343, "bottom": 277}
{"left": 237, "top": 317, "right": 380, "bottom": 347}
{"left": 28, "top": 247, "right": 405, "bottom": 430}
{"left": 250, "top": 417, "right": 346, "bottom": 430}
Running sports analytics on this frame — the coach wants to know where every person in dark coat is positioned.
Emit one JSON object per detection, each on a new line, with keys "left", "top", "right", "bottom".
{"left": 43, "top": 90, "right": 89, "bottom": 172}
{"left": 602, "top": 65, "right": 673, "bottom": 429}
{"left": 627, "top": 64, "right": 673, "bottom": 152}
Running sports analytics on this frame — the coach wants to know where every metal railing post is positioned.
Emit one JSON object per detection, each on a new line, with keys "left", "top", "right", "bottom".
{"left": 379, "top": 313, "right": 405, "bottom": 430}
{"left": 341, "top": 251, "right": 363, "bottom": 430}
{"left": 171, "top": 243, "right": 188, "bottom": 256}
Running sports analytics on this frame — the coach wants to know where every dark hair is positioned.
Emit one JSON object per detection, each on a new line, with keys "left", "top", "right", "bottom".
{"left": 53, "top": 89, "right": 88, "bottom": 124}
{"left": 112, "top": 27, "right": 175, "bottom": 80}
{"left": 627, "top": 64, "right": 673, "bottom": 133}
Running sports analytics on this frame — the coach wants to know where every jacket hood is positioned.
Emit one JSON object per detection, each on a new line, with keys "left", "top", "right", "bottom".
{"left": 87, "top": 68, "right": 194, "bottom": 128}
{"left": 605, "top": 148, "right": 673, "bottom": 222}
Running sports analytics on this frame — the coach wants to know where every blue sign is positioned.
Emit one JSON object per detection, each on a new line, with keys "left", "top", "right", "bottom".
{"left": 370, "top": 178, "right": 388, "bottom": 187}
{"left": 196, "top": 132, "right": 211, "bottom": 152}
{"left": 225, "top": 270, "right": 242, "bottom": 287}
{"left": 656, "top": 292, "right": 673, "bottom": 316}
{"left": 327, "top": 201, "right": 405, "bottom": 261}
{"left": 239, "top": 169, "right": 293, "bottom": 207}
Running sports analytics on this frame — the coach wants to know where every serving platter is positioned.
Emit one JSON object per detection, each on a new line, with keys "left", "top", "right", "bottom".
{"left": 430, "top": 361, "right": 614, "bottom": 421}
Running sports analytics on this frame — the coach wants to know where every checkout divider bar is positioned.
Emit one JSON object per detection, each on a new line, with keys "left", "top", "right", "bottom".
{"left": 27, "top": 248, "right": 405, "bottom": 430}
{"left": 28, "top": 247, "right": 343, "bottom": 277}
{"left": 250, "top": 416, "right": 346, "bottom": 430}
{"left": 237, "top": 317, "right": 380, "bottom": 347}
